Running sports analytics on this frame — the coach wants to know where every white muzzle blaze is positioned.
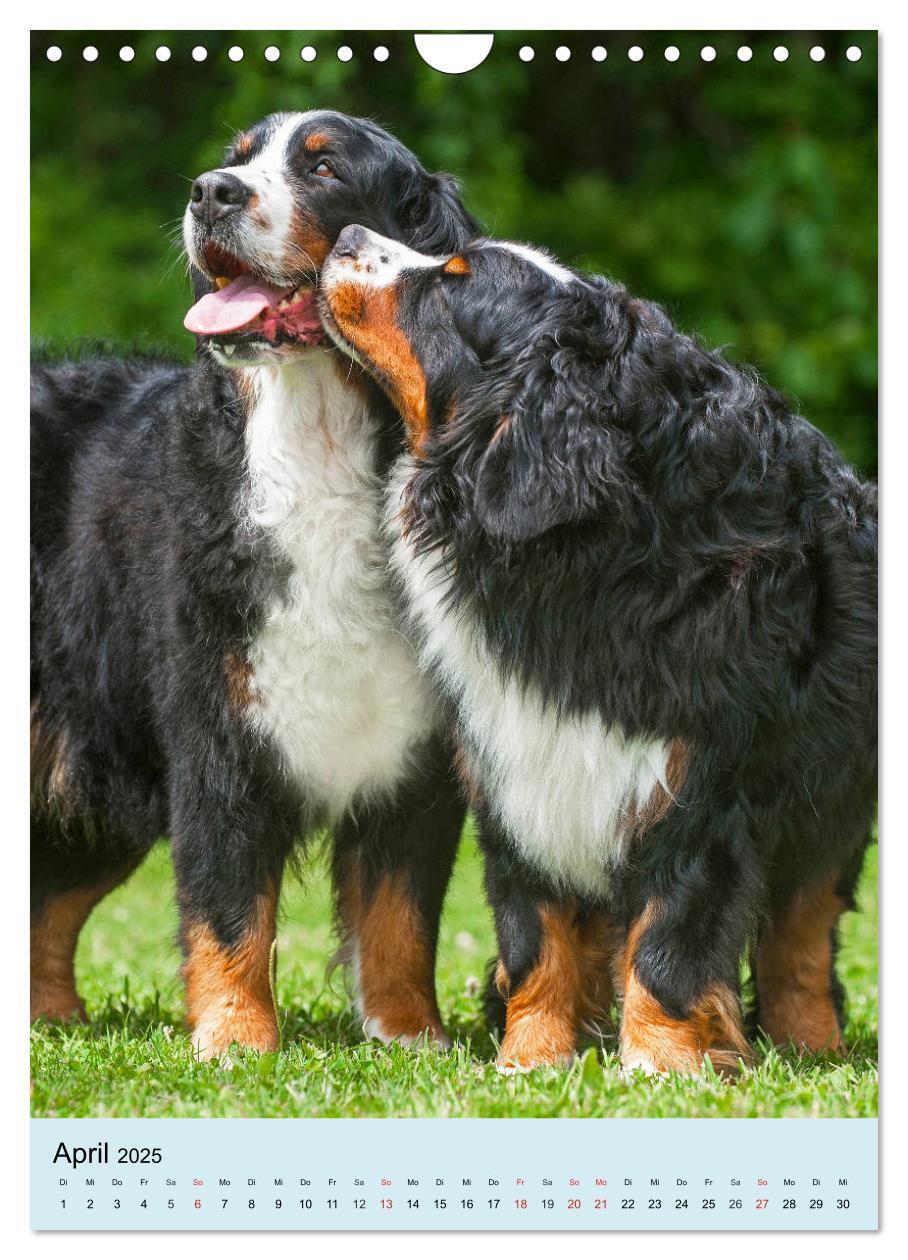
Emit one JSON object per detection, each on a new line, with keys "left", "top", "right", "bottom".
{"left": 183, "top": 113, "right": 309, "bottom": 282}
{"left": 325, "top": 227, "right": 444, "bottom": 292}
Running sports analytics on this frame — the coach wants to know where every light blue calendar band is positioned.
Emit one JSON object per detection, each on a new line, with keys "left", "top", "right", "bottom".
{"left": 31, "top": 1117, "right": 877, "bottom": 1231}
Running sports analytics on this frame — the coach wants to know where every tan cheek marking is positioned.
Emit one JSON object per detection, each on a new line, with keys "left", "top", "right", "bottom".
{"left": 183, "top": 886, "right": 280, "bottom": 1059}
{"left": 618, "top": 902, "right": 751, "bottom": 1075}
{"left": 244, "top": 192, "right": 271, "bottom": 232}
{"left": 328, "top": 283, "right": 429, "bottom": 446}
{"left": 282, "top": 209, "right": 332, "bottom": 274}
{"left": 336, "top": 862, "right": 446, "bottom": 1043}
{"left": 756, "top": 878, "right": 846, "bottom": 1052}
{"left": 443, "top": 255, "right": 471, "bottom": 276}
{"left": 328, "top": 279, "right": 366, "bottom": 327}
{"left": 497, "top": 904, "right": 618, "bottom": 1070}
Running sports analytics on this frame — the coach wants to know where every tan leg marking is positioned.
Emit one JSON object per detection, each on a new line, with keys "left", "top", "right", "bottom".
{"left": 31, "top": 882, "right": 119, "bottom": 1021}
{"left": 619, "top": 904, "right": 751, "bottom": 1076}
{"left": 339, "top": 865, "right": 448, "bottom": 1048}
{"left": 497, "top": 905, "right": 618, "bottom": 1072}
{"left": 184, "top": 886, "right": 280, "bottom": 1060}
{"left": 576, "top": 910, "right": 620, "bottom": 1032}
{"left": 757, "top": 878, "right": 846, "bottom": 1052}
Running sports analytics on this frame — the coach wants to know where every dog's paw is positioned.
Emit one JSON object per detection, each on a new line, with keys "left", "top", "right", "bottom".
{"left": 363, "top": 1015, "right": 451, "bottom": 1051}
{"left": 30, "top": 988, "right": 88, "bottom": 1024}
{"left": 190, "top": 1008, "right": 279, "bottom": 1061}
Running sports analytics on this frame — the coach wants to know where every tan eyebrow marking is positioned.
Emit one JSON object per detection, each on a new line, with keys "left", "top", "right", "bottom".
{"left": 304, "top": 132, "right": 331, "bottom": 152}
{"left": 235, "top": 133, "right": 254, "bottom": 156}
{"left": 443, "top": 255, "right": 471, "bottom": 276}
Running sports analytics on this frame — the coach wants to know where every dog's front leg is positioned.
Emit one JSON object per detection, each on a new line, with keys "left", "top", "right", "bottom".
{"left": 169, "top": 748, "right": 297, "bottom": 1060}
{"left": 481, "top": 824, "right": 616, "bottom": 1072}
{"left": 332, "top": 734, "right": 465, "bottom": 1049}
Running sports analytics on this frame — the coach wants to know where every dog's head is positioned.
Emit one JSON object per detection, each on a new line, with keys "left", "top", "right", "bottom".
{"left": 320, "top": 227, "right": 657, "bottom": 541}
{"left": 182, "top": 110, "right": 478, "bottom": 368}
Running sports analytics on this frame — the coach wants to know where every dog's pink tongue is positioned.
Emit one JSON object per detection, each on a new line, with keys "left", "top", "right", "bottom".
{"left": 183, "top": 273, "right": 288, "bottom": 335}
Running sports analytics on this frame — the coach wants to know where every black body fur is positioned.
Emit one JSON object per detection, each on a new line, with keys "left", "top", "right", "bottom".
{"left": 31, "top": 112, "right": 480, "bottom": 1052}
{"left": 321, "top": 233, "right": 877, "bottom": 1067}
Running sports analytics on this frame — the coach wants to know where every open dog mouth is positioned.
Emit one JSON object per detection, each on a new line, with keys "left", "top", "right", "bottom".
{"left": 184, "top": 244, "right": 325, "bottom": 351}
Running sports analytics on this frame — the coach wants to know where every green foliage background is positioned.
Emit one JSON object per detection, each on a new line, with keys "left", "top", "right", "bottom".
{"left": 31, "top": 30, "right": 877, "bottom": 472}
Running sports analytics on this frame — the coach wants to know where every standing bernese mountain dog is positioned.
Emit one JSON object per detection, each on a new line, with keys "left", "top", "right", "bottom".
{"left": 319, "top": 226, "right": 877, "bottom": 1075}
{"left": 30, "top": 112, "right": 479, "bottom": 1059}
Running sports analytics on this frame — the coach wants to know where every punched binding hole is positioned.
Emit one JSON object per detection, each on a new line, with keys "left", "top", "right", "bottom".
{"left": 192, "top": 46, "right": 208, "bottom": 62}
{"left": 300, "top": 46, "right": 317, "bottom": 62}
{"left": 373, "top": 46, "right": 389, "bottom": 62}
{"left": 628, "top": 45, "right": 644, "bottom": 62}
{"left": 414, "top": 33, "right": 493, "bottom": 73}
{"left": 264, "top": 46, "right": 280, "bottom": 63}
{"left": 46, "top": 45, "right": 62, "bottom": 62}
{"left": 519, "top": 46, "right": 534, "bottom": 62}
{"left": 155, "top": 46, "right": 171, "bottom": 63}
{"left": 592, "top": 46, "right": 607, "bottom": 62}
{"left": 82, "top": 46, "right": 99, "bottom": 62}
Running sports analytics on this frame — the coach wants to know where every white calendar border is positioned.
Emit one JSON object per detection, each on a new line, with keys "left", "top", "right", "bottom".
{"left": 8, "top": 2, "right": 901, "bottom": 1253}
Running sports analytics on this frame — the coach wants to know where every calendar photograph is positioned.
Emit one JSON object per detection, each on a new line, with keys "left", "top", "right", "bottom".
{"left": 29, "top": 24, "right": 879, "bottom": 1234}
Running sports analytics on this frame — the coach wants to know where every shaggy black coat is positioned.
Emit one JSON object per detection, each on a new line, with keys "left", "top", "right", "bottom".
{"left": 31, "top": 112, "right": 480, "bottom": 1057}
{"left": 321, "top": 232, "right": 877, "bottom": 1071}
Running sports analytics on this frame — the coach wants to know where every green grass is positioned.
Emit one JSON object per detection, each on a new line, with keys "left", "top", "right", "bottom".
{"left": 31, "top": 828, "right": 877, "bottom": 1119}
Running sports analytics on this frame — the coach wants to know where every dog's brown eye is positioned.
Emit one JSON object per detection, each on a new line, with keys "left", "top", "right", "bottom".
{"left": 312, "top": 160, "right": 335, "bottom": 178}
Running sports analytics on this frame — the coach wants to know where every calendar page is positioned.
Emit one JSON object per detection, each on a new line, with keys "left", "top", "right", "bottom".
{"left": 29, "top": 26, "right": 878, "bottom": 1234}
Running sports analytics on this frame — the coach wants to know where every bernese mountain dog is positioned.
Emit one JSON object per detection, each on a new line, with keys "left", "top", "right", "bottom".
{"left": 30, "top": 112, "right": 480, "bottom": 1059}
{"left": 319, "top": 226, "right": 878, "bottom": 1075}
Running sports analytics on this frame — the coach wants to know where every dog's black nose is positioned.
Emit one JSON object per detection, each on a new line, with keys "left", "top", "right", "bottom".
{"left": 333, "top": 224, "right": 371, "bottom": 260}
{"left": 189, "top": 171, "right": 251, "bottom": 225}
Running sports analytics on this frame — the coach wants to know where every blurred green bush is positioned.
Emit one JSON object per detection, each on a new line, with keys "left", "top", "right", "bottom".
{"left": 31, "top": 31, "right": 877, "bottom": 472}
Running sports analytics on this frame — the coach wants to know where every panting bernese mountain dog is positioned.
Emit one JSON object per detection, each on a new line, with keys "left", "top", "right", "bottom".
{"left": 30, "top": 112, "right": 480, "bottom": 1058}
{"left": 319, "top": 226, "right": 878, "bottom": 1075}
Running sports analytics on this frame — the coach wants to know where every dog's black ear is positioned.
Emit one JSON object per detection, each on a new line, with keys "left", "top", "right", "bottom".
{"left": 473, "top": 366, "right": 636, "bottom": 543}
{"left": 403, "top": 171, "right": 481, "bottom": 254}
{"left": 472, "top": 411, "right": 606, "bottom": 542}
{"left": 472, "top": 287, "right": 640, "bottom": 543}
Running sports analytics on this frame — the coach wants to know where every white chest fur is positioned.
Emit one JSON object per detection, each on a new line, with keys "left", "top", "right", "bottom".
{"left": 387, "top": 456, "right": 669, "bottom": 899}
{"left": 242, "top": 357, "right": 436, "bottom": 820}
